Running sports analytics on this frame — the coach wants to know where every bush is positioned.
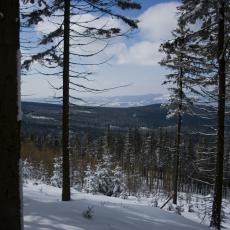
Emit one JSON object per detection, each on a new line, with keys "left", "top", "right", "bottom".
{"left": 82, "top": 207, "right": 94, "bottom": 219}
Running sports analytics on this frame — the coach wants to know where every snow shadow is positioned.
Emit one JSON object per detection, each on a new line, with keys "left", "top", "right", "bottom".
{"left": 24, "top": 195, "right": 210, "bottom": 230}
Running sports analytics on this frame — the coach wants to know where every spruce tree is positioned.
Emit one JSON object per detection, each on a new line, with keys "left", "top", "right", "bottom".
{"left": 159, "top": 23, "right": 196, "bottom": 204}
{"left": 178, "top": 0, "right": 230, "bottom": 228}
{"left": 123, "top": 129, "right": 135, "bottom": 193}
{"left": 210, "top": 1, "right": 227, "bottom": 228}
{"left": 141, "top": 134, "right": 152, "bottom": 187}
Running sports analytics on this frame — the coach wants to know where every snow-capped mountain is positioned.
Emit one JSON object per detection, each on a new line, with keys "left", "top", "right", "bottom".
{"left": 81, "top": 94, "right": 168, "bottom": 107}
{"left": 23, "top": 94, "right": 168, "bottom": 107}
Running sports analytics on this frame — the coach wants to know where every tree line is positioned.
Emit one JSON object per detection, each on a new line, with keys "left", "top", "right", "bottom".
{"left": 21, "top": 128, "right": 230, "bottom": 199}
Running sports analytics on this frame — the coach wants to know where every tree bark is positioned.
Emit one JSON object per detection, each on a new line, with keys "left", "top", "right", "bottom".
{"left": 210, "top": 0, "right": 226, "bottom": 229}
{"left": 173, "top": 67, "right": 183, "bottom": 205}
{"left": 0, "top": 0, "right": 22, "bottom": 229}
{"left": 62, "top": 0, "right": 71, "bottom": 201}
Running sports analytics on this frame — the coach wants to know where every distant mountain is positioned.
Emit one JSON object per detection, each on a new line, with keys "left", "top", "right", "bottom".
{"left": 21, "top": 101, "right": 218, "bottom": 137}
{"left": 23, "top": 94, "right": 168, "bottom": 108}
{"left": 80, "top": 94, "right": 169, "bottom": 107}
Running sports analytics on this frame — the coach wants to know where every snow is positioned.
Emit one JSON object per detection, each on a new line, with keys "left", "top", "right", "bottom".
{"left": 23, "top": 182, "right": 211, "bottom": 230}
{"left": 29, "top": 115, "right": 55, "bottom": 120}
{"left": 76, "top": 110, "right": 93, "bottom": 114}
{"left": 139, "top": 126, "right": 150, "bottom": 130}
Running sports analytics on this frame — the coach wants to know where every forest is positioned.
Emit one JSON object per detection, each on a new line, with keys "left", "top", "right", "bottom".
{"left": 0, "top": 0, "right": 230, "bottom": 230}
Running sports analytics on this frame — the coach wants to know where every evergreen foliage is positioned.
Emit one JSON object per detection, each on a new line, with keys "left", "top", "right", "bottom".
{"left": 50, "top": 156, "right": 63, "bottom": 188}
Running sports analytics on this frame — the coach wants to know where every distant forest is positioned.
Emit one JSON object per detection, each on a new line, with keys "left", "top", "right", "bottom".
{"left": 21, "top": 102, "right": 226, "bottom": 137}
{"left": 21, "top": 101, "right": 230, "bottom": 199}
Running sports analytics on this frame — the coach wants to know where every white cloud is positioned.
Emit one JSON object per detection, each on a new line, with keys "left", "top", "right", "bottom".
{"left": 33, "top": 2, "right": 179, "bottom": 67}
{"left": 115, "top": 1, "right": 179, "bottom": 66}
{"left": 22, "top": 2, "right": 179, "bottom": 98}
{"left": 139, "top": 2, "right": 179, "bottom": 42}
{"left": 118, "top": 41, "right": 162, "bottom": 66}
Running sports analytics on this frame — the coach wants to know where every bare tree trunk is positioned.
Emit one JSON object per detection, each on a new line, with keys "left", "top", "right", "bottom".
{"left": 0, "top": 0, "right": 22, "bottom": 229}
{"left": 173, "top": 68, "right": 183, "bottom": 205}
{"left": 62, "top": 0, "right": 71, "bottom": 201}
{"left": 210, "top": 0, "right": 226, "bottom": 228}
{"left": 173, "top": 119, "right": 181, "bottom": 204}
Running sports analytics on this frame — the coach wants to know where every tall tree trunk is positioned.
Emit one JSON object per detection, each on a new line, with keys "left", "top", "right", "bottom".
{"left": 0, "top": 0, "right": 22, "bottom": 229}
{"left": 62, "top": 0, "right": 71, "bottom": 201}
{"left": 210, "top": 0, "right": 226, "bottom": 228}
{"left": 173, "top": 68, "right": 183, "bottom": 205}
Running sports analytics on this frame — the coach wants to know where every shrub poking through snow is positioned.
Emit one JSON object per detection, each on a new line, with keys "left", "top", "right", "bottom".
{"left": 188, "top": 204, "right": 194, "bottom": 213}
{"left": 150, "top": 198, "right": 158, "bottom": 207}
{"left": 175, "top": 205, "right": 183, "bottom": 215}
{"left": 82, "top": 206, "right": 94, "bottom": 219}
{"left": 168, "top": 203, "right": 174, "bottom": 211}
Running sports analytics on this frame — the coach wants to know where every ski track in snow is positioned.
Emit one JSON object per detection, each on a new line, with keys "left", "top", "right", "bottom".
{"left": 23, "top": 182, "right": 210, "bottom": 230}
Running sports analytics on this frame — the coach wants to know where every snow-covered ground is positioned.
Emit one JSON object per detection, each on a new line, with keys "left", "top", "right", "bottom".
{"left": 23, "top": 182, "right": 214, "bottom": 230}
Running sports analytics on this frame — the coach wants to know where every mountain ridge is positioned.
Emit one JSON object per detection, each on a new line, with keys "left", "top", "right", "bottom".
{"left": 21, "top": 101, "right": 216, "bottom": 137}
{"left": 22, "top": 93, "right": 168, "bottom": 108}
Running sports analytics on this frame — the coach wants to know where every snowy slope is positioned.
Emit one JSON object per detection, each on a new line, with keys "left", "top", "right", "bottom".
{"left": 23, "top": 182, "right": 210, "bottom": 230}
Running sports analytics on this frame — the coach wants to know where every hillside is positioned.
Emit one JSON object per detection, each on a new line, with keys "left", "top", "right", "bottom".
{"left": 22, "top": 101, "right": 216, "bottom": 136}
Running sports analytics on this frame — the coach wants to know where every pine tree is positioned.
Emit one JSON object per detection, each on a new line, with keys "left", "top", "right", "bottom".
{"left": 95, "top": 153, "right": 114, "bottom": 196}
{"left": 112, "top": 166, "right": 127, "bottom": 197}
{"left": 159, "top": 23, "right": 196, "bottom": 204}
{"left": 95, "top": 134, "right": 114, "bottom": 195}
{"left": 123, "top": 129, "right": 135, "bottom": 193}
{"left": 210, "top": 1, "right": 227, "bottom": 228}
{"left": 0, "top": 1, "right": 22, "bottom": 229}
{"left": 178, "top": 0, "right": 230, "bottom": 228}
{"left": 84, "top": 164, "right": 98, "bottom": 194}
{"left": 141, "top": 135, "right": 152, "bottom": 187}
{"left": 50, "top": 156, "right": 63, "bottom": 188}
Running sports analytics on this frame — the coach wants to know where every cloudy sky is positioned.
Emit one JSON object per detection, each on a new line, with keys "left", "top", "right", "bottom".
{"left": 22, "top": 0, "right": 180, "bottom": 100}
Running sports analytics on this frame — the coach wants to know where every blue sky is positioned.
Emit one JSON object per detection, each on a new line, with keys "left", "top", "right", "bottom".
{"left": 124, "top": 0, "right": 177, "bottom": 15}
{"left": 22, "top": 0, "right": 180, "bottom": 100}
